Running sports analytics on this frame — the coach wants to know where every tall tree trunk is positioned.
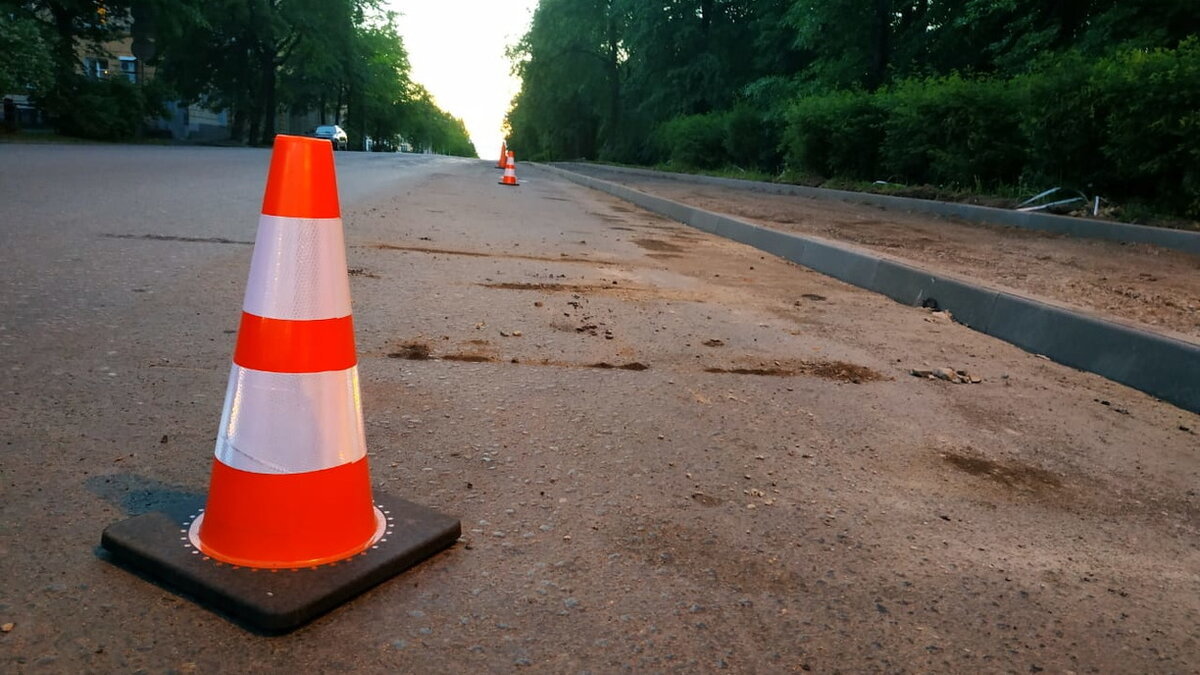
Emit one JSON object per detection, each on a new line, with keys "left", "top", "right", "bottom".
{"left": 231, "top": 108, "right": 246, "bottom": 143}
{"left": 695, "top": 0, "right": 715, "bottom": 113}
{"left": 247, "top": 92, "right": 262, "bottom": 148}
{"left": 47, "top": 2, "right": 79, "bottom": 75}
{"left": 259, "top": 51, "right": 277, "bottom": 145}
{"left": 604, "top": 4, "right": 621, "bottom": 155}
{"left": 866, "top": 0, "right": 891, "bottom": 91}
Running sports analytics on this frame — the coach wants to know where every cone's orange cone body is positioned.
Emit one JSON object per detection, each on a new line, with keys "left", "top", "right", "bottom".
{"left": 499, "top": 151, "right": 519, "bottom": 186}
{"left": 496, "top": 142, "right": 507, "bottom": 169}
{"left": 190, "top": 135, "right": 385, "bottom": 569}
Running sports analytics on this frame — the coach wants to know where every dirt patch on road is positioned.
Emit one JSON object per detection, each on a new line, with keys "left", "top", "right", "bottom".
{"left": 481, "top": 282, "right": 615, "bottom": 292}
{"left": 479, "top": 281, "right": 704, "bottom": 304}
{"left": 705, "top": 359, "right": 887, "bottom": 383}
{"left": 588, "top": 361, "right": 649, "bottom": 371}
{"left": 370, "top": 243, "right": 611, "bottom": 265}
{"left": 102, "top": 233, "right": 252, "bottom": 245}
{"left": 442, "top": 353, "right": 496, "bottom": 363}
{"left": 632, "top": 238, "right": 685, "bottom": 253}
{"left": 387, "top": 342, "right": 431, "bottom": 360}
{"left": 942, "top": 450, "right": 1064, "bottom": 495}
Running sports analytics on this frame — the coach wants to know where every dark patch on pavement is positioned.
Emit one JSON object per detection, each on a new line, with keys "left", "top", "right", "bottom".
{"left": 102, "top": 233, "right": 253, "bottom": 245}
{"left": 586, "top": 211, "right": 626, "bottom": 223}
{"left": 942, "top": 451, "right": 1064, "bottom": 493}
{"left": 370, "top": 243, "right": 608, "bottom": 265}
{"left": 85, "top": 473, "right": 202, "bottom": 518}
{"left": 347, "top": 267, "right": 378, "bottom": 278}
{"left": 479, "top": 282, "right": 642, "bottom": 295}
{"left": 387, "top": 343, "right": 431, "bottom": 360}
{"left": 442, "top": 353, "right": 496, "bottom": 363}
{"left": 588, "top": 362, "right": 649, "bottom": 371}
{"left": 806, "top": 361, "right": 887, "bottom": 383}
{"left": 707, "top": 367, "right": 793, "bottom": 377}
{"left": 632, "top": 238, "right": 685, "bottom": 253}
{"left": 705, "top": 360, "right": 886, "bottom": 383}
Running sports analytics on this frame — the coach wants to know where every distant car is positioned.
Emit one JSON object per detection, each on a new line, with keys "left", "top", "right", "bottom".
{"left": 313, "top": 124, "right": 348, "bottom": 150}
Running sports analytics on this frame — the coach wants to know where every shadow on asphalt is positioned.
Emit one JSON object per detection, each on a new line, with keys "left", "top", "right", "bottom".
{"left": 85, "top": 472, "right": 202, "bottom": 520}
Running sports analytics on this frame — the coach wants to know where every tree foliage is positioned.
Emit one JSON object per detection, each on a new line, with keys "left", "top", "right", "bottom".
{"left": 0, "top": 0, "right": 475, "bottom": 154}
{"left": 0, "top": 11, "right": 56, "bottom": 96}
{"left": 507, "top": 0, "right": 1200, "bottom": 215}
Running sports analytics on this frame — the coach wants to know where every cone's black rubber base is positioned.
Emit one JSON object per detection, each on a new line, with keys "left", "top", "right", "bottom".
{"left": 100, "top": 492, "right": 460, "bottom": 635}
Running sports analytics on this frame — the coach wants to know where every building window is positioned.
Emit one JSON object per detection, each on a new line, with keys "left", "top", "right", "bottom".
{"left": 83, "top": 57, "right": 109, "bottom": 79}
{"left": 119, "top": 57, "right": 137, "bottom": 83}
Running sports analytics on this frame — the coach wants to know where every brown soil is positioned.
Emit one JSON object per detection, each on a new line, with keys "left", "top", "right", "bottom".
{"left": 598, "top": 175, "right": 1200, "bottom": 340}
{"left": 588, "top": 362, "right": 649, "bottom": 371}
{"left": 705, "top": 360, "right": 888, "bottom": 383}
{"left": 440, "top": 353, "right": 495, "bottom": 363}
{"left": 386, "top": 342, "right": 430, "bottom": 360}
{"left": 631, "top": 238, "right": 685, "bottom": 253}
{"left": 370, "top": 242, "right": 609, "bottom": 265}
{"left": 942, "top": 450, "right": 1065, "bottom": 495}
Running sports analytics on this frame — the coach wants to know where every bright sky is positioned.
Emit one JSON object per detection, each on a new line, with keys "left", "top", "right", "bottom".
{"left": 388, "top": 1, "right": 539, "bottom": 159}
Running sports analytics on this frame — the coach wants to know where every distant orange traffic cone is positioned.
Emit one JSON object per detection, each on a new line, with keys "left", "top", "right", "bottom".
{"left": 496, "top": 142, "right": 507, "bottom": 169}
{"left": 499, "top": 150, "right": 519, "bottom": 186}
{"left": 101, "top": 134, "right": 460, "bottom": 634}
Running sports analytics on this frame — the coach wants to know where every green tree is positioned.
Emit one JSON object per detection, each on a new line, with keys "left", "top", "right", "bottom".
{"left": 0, "top": 12, "right": 56, "bottom": 97}
{"left": 506, "top": 0, "right": 626, "bottom": 160}
{"left": 153, "top": 0, "right": 368, "bottom": 145}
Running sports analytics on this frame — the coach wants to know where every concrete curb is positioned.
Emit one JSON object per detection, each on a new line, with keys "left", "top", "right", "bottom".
{"left": 535, "top": 163, "right": 1200, "bottom": 414}
{"left": 552, "top": 162, "right": 1200, "bottom": 256}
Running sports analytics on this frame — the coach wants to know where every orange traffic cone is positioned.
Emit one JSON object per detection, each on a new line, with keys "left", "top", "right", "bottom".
{"left": 496, "top": 141, "right": 507, "bottom": 169}
{"left": 101, "top": 134, "right": 460, "bottom": 634}
{"left": 499, "top": 150, "right": 519, "bottom": 186}
{"left": 192, "top": 136, "right": 382, "bottom": 569}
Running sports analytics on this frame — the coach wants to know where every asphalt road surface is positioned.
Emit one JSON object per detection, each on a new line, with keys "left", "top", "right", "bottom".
{"left": 1, "top": 144, "right": 1197, "bottom": 673}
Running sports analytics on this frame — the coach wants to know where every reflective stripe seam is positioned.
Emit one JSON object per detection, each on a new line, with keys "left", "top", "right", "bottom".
{"left": 213, "top": 364, "right": 367, "bottom": 473}
{"left": 243, "top": 215, "right": 351, "bottom": 320}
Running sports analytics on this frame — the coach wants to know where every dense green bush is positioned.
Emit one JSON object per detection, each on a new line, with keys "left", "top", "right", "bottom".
{"left": 656, "top": 112, "right": 729, "bottom": 168}
{"left": 1019, "top": 51, "right": 1109, "bottom": 192}
{"left": 879, "top": 75, "right": 1026, "bottom": 187}
{"left": 1091, "top": 39, "right": 1200, "bottom": 215}
{"left": 778, "top": 41, "right": 1200, "bottom": 216}
{"left": 723, "top": 104, "right": 781, "bottom": 170}
{"left": 44, "top": 76, "right": 167, "bottom": 140}
{"left": 783, "top": 90, "right": 884, "bottom": 180}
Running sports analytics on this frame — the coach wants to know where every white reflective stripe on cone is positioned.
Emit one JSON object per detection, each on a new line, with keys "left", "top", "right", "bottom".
{"left": 243, "top": 215, "right": 352, "bottom": 321}
{"left": 214, "top": 364, "right": 367, "bottom": 474}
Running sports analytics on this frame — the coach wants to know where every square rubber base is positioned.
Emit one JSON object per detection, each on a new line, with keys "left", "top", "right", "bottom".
{"left": 100, "top": 492, "right": 460, "bottom": 634}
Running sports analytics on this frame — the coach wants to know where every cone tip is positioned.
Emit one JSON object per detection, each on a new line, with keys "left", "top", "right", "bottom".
{"left": 262, "top": 134, "right": 341, "bottom": 219}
